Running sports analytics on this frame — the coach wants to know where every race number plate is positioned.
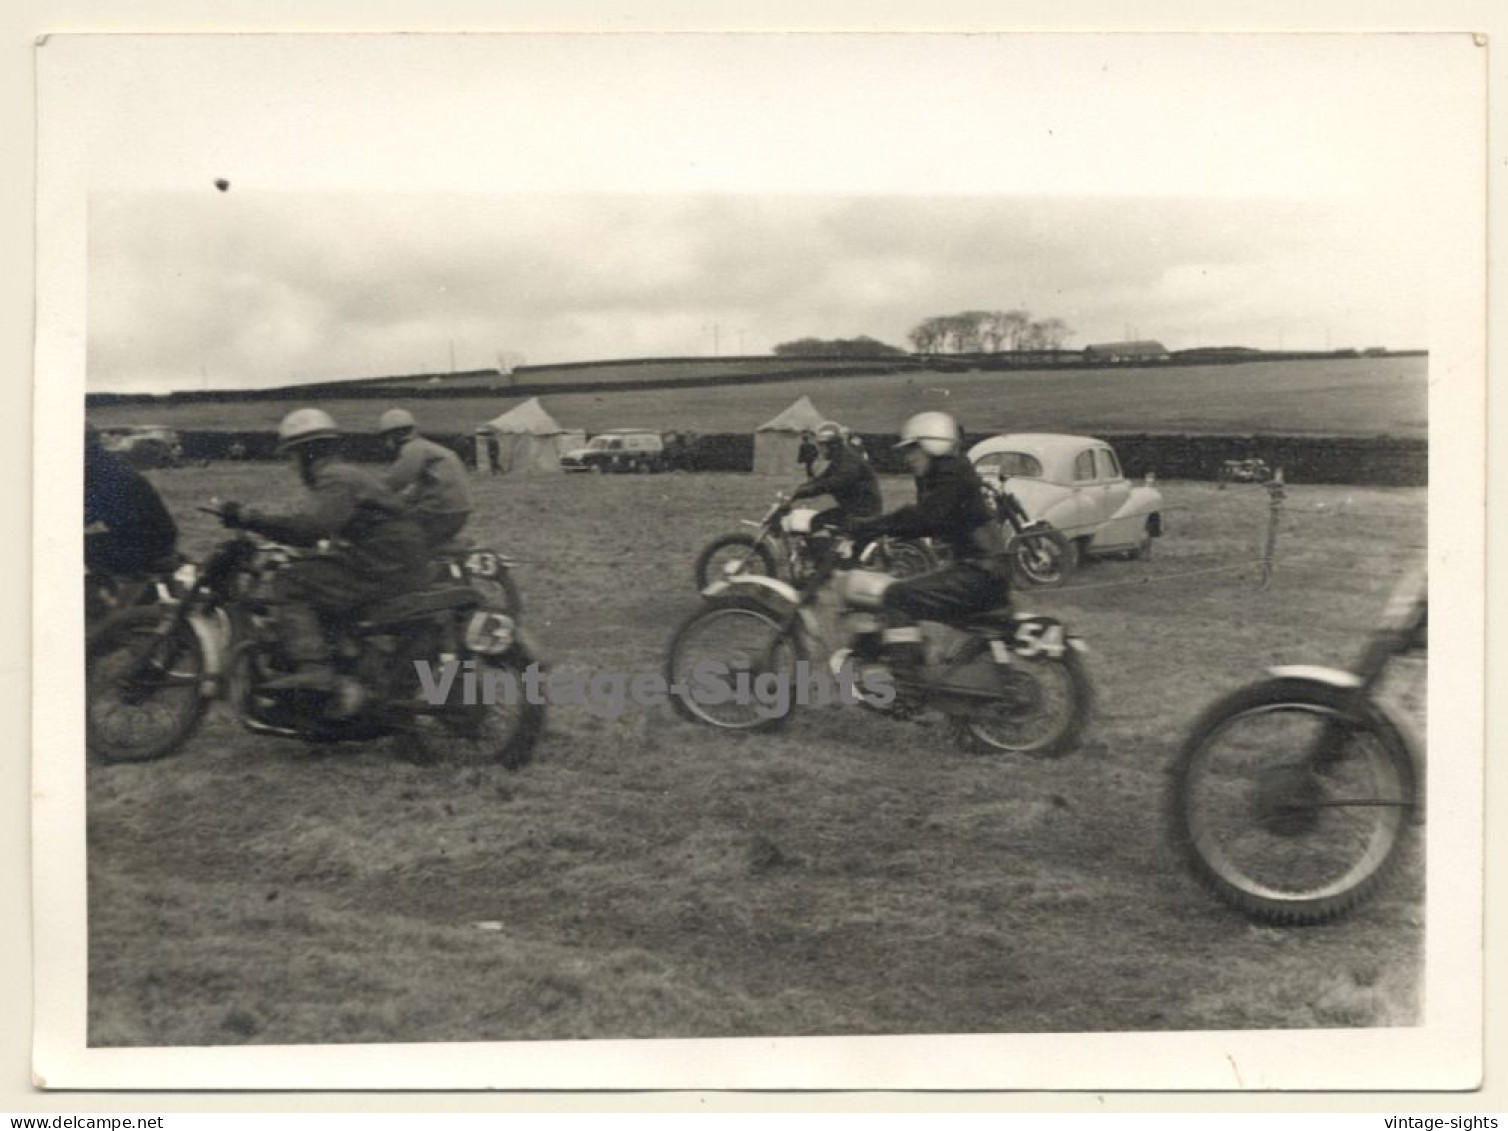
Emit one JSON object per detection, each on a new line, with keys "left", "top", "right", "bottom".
{"left": 464, "top": 611, "right": 515, "bottom": 654}
{"left": 465, "top": 551, "right": 500, "bottom": 579}
{"left": 1010, "top": 617, "right": 1067, "bottom": 659}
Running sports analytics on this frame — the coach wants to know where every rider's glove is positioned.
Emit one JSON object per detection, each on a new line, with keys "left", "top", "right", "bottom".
{"left": 220, "top": 501, "right": 246, "bottom": 529}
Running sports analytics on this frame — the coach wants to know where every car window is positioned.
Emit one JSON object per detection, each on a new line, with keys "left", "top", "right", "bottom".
{"left": 975, "top": 451, "right": 1044, "bottom": 479}
{"left": 1096, "top": 449, "right": 1121, "bottom": 479}
{"left": 1073, "top": 450, "right": 1097, "bottom": 481}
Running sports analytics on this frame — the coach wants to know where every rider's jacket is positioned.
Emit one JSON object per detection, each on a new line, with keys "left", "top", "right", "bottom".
{"left": 243, "top": 458, "right": 427, "bottom": 578}
{"left": 857, "top": 454, "right": 1007, "bottom": 566}
{"left": 790, "top": 444, "right": 883, "bottom": 518}
{"left": 383, "top": 435, "right": 472, "bottom": 522}
{"left": 84, "top": 446, "right": 179, "bottom": 565}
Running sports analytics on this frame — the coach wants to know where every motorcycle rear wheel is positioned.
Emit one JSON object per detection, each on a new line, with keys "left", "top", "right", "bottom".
{"left": 1168, "top": 677, "right": 1419, "bottom": 926}
{"left": 86, "top": 606, "right": 208, "bottom": 763}
{"left": 949, "top": 648, "right": 1092, "bottom": 758}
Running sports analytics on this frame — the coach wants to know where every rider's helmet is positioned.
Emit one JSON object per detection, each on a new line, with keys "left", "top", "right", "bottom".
{"left": 815, "top": 420, "right": 846, "bottom": 450}
{"left": 377, "top": 408, "right": 417, "bottom": 438}
{"left": 276, "top": 408, "right": 340, "bottom": 454}
{"left": 894, "top": 411, "right": 961, "bottom": 457}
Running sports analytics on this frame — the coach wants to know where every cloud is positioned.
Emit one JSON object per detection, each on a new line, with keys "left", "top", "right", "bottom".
{"left": 87, "top": 192, "right": 1428, "bottom": 392}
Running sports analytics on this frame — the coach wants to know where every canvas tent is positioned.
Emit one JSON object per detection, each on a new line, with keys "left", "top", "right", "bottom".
{"left": 475, "top": 397, "right": 586, "bottom": 474}
{"left": 753, "top": 395, "right": 828, "bottom": 476}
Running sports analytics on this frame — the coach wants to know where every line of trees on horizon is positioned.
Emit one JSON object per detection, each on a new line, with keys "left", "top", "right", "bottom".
{"left": 770, "top": 335, "right": 909, "bottom": 358}
{"left": 907, "top": 310, "right": 1073, "bottom": 354}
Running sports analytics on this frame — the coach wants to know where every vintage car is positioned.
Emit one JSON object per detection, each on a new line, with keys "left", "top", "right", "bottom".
{"left": 967, "top": 433, "right": 1163, "bottom": 563}
{"left": 560, "top": 429, "right": 666, "bottom": 474}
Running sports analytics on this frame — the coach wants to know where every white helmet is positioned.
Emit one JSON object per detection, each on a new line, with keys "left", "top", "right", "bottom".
{"left": 276, "top": 407, "right": 340, "bottom": 453}
{"left": 378, "top": 408, "right": 416, "bottom": 436}
{"left": 895, "top": 411, "right": 960, "bottom": 457}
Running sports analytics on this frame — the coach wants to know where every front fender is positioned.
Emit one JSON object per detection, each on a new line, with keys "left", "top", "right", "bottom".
{"left": 1267, "top": 664, "right": 1362, "bottom": 689}
{"left": 1265, "top": 666, "right": 1423, "bottom": 788}
{"left": 702, "top": 573, "right": 802, "bottom": 606}
{"left": 701, "top": 575, "right": 822, "bottom": 640}
{"left": 187, "top": 607, "right": 229, "bottom": 695}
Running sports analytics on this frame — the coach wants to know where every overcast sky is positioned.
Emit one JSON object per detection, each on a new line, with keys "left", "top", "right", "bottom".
{"left": 62, "top": 34, "right": 1472, "bottom": 394}
{"left": 88, "top": 192, "right": 1430, "bottom": 392}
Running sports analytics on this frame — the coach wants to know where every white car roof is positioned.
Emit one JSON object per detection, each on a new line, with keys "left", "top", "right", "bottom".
{"left": 967, "top": 433, "right": 1108, "bottom": 481}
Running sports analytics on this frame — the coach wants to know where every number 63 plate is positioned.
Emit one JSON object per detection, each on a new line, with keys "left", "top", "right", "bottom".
{"left": 464, "top": 611, "right": 516, "bottom": 654}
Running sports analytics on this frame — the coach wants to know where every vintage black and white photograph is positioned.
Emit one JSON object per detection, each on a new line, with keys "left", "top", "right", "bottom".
{"left": 33, "top": 32, "right": 1485, "bottom": 1090}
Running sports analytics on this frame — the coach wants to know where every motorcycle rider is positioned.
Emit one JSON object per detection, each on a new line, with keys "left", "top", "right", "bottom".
{"left": 219, "top": 408, "right": 429, "bottom": 692}
{"left": 848, "top": 411, "right": 1011, "bottom": 657}
{"left": 785, "top": 420, "right": 883, "bottom": 533}
{"left": 84, "top": 422, "right": 179, "bottom": 576}
{"left": 376, "top": 408, "right": 472, "bottom": 548}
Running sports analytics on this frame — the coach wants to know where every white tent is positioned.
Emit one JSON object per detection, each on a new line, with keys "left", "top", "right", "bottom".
{"left": 753, "top": 395, "right": 827, "bottom": 476}
{"left": 475, "top": 397, "right": 586, "bottom": 475}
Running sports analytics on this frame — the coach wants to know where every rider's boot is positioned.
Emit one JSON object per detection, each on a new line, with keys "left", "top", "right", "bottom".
{"left": 265, "top": 603, "right": 339, "bottom": 693}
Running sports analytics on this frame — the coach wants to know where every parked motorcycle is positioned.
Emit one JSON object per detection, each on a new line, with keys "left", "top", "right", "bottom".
{"left": 85, "top": 513, "right": 545, "bottom": 769}
{"left": 667, "top": 531, "right": 1093, "bottom": 757}
{"left": 1167, "top": 567, "right": 1426, "bottom": 925}
{"left": 693, "top": 495, "right": 940, "bottom": 591}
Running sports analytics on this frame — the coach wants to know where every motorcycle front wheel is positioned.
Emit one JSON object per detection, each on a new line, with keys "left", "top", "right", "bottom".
{"left": 665, "top": 596, "right": 806, "bottom": 731}
{"left": 1009, "top": 526, "right": 1074, "bottom": 588}
{"left": 86, "top": 606, "right": 208, "bottom": 763}
{"left": 1168, "top": 677, "right": 1419, "bottom": 926}
{"left": 467, "top": 567, "right": 524, "bottom": 620}
{"left": 877, "top": 539, "right": 939, "bottom": 580}
{"left": 949, "top": 648, "right": 1092, "bottom": 758}
{"left": 407, "top": 652, "right": 545, "bottom": 770}
{"left": 694, "top": 533, "right": 777, "bottom": 590}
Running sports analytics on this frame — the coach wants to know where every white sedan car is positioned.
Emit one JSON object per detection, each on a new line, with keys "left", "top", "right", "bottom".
{"left": 968, "top": 433, "right": 1164, "bottom": 565}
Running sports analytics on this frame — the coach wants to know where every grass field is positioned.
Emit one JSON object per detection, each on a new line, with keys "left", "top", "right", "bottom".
{"left": 86, "top": 355, "right": 1427, "bottom": 440}
{"left": 86, "top": 465, "right": 1427, "bottom": 1045}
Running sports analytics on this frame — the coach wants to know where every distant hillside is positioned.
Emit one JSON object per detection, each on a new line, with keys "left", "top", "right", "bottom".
{"left": 86, "top": 355, "right": 1429, "bottom": 442}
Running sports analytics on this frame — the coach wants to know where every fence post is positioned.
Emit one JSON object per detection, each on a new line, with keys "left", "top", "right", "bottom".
{"left": 1260, "top": 468, "right": 1286, "bottom": 588}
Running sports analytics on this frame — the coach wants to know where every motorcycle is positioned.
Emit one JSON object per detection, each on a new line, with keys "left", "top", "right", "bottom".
{"left": 667, "top": 529, "right": 1093, "bottom": 757}
{"left": 693, "top": 495, "right": 941, "bottom": 592}
{"left": 1167, "top": 566, "right": 1426, "bottom": 925}
{"left": 980, "top": 480, "right": 1075, "bottom": 589}
{"left": 85, "top": 512, "right": 546, "bottom": 769}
